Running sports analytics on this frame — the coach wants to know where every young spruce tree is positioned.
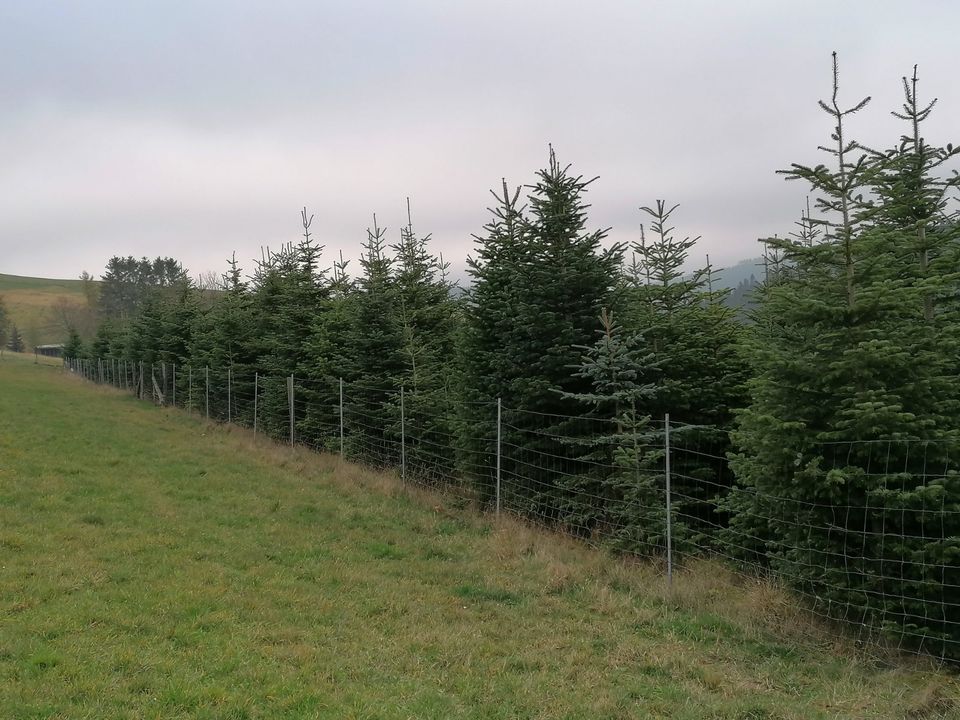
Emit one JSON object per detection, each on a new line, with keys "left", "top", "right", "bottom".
{"left": 728, "top": 56, "right": 960, "bottom": 658}
{"left": 623, "top": 201, "right": 747, "bottom": 547}
{"left": 498, "top": 148, "right": 623, "bottom": 521}
{"left": 559, "top": 309, "right": 666, "bottom": 550}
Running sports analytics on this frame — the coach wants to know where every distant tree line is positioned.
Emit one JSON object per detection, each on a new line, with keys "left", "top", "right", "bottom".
{"left": 65, "top": 57, "right": 960, "bottom": 659}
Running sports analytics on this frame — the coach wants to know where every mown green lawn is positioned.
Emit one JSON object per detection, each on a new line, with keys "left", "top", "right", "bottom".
{"left": 0, "top": 355, "right": 956, "bottom": 719}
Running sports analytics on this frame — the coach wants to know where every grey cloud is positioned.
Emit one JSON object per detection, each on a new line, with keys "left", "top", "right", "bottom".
{"left": 0, "top": 0, "right": 957, "bottom": 280}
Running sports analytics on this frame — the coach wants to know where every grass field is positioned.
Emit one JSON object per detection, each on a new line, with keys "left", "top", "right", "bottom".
{"left": 0, "top": 273, "right": 91, "bottom": 347}
{"left": 1, "top": 355, "right": 957, "bottom": 719}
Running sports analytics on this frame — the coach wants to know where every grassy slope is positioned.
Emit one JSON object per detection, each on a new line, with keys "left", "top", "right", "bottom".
{"left": 0, "top": 273, "right": 90, "bottom": 347}
{"left": 0, "top": 356, "right": 957, "bottom": 720}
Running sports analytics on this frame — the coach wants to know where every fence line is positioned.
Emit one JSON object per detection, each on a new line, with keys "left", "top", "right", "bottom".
{"left": 65, "top": 355, "right": 960, "bottom": 664}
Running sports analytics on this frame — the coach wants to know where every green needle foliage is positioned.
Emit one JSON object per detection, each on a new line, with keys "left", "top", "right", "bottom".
{"left": 6, "top": 323, "right": 24, "bottom": 353}
{"left": 189, "top": 253, "right": 255, "bottom": 419}
{"left": 623, "top": 201, "right": 747, "bottom": 547}
{"left": 559, "top": 308, "right": 665, "bottom": 552}
{"left": 460, "top": 180, "right": 527, "bottom": 501}
{"left": 460, "top": 149, "right": 624, "bottom": 518}
{"left": 728, "top": 56, "right": 960, "bottom": 659}
{"left": 247, "top": 210, "right": 330, "bottom": 437}
{"left": 388, "top": 202, "right": 460, "bottom": 483}
{"left": 335, "top": 217, "right": 405, "bottom": 465}
{"left": 511, "top": 149, "right": 625, "bottom": 520}
{"left": 63, "top": 326, "right": 85, "bottom": 360}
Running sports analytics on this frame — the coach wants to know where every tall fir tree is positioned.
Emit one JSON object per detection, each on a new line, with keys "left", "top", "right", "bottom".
{"left": 622, "top": 201, "right": 747, "bottom": 546}
{"left": 498, "top": 148, "right": 624, "bottom": 520}
{"left": 460, "top": 180, "right": 528, "bottom": 500}
{"left": 249, "top": 209, "right": 330, "bottom": 437}
{"left": 335, "top": 217, "right": 405, "bottom": 465}
{"left": 299, "top": 252, "right": 356, "bottom": 451}
{"left": 727, "top": 56, "right": 960, "bottom": 658}
{"left": 387, "top": 201, "right": 460, "bottom": 482}
{"left": 187, "top": 253, "right": 256, "bottom": 418}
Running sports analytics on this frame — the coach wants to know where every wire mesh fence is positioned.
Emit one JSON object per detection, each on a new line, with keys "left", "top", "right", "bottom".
{"left": 66, "top": 356, "right": 960, "bottom": 663}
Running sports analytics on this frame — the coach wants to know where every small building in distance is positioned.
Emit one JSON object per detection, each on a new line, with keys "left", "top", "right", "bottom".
{"left": 35, "top": 344, "right": 65, "bottom": 358}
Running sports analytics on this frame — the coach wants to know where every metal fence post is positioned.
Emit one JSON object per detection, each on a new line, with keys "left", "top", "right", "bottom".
{"left": 188, "top": 366, "right": 193, "bottom": 412}
{"left": 205, "top": 366, "right": 209, "bottom": 420}
{"left": 172, "top": 363, "right": 176, "bottom": 406}
{"left": 496, "top": 397, "right": 502, "bottom": 518}
{"left": 665, "top": 412, "right": 673, "bottom": 589}
{"left": 253, "top": 372, "right": 258, "bottom": 435}
{"left": 227, "top": 366, "right": 232, "bottom": 424}
{"left": 400, "top": 386, "right": 406, "bottom": 483}
{"left": 288, "top": 374, "right": 295, "bottom": 447}
{"left": 339, "top": 377, "right": 344, "bottom": 458}
{"left": 139, "top": 360, "right": 144, "bottom": 399}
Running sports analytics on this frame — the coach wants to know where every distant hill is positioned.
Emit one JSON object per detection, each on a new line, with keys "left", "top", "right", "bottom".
{"left": 711, "top": 257, "right": 762, "bottom": 312}
{"left": 711, "top": 256, "right": 763, "bottom": 290}
{"left": 0, "top": 273, "right": 95, "bottom": 348}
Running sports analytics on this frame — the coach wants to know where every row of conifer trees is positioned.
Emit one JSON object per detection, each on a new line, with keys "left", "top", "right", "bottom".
{"left": 67, "top": 56, "right": 959, "bottom": 659}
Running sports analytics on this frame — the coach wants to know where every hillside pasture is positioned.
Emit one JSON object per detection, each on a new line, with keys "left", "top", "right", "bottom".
{"left": 0, "top": 273, "right": 92, "bottom": 347}
{"left": 0, "top": 355, "right": 957, "bottom": 719}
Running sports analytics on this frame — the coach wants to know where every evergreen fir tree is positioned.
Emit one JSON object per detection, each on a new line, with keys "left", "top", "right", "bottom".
{"left": 559, "top": 309, "right": 665, "bottom": 551}
{"left": 623, "top": 200, "right": 747, "bottom": 545}
{"left": 63, "top": 327, "right": 85, "bottom": 361}
{"left": 190, "top": 253, "right": 257, "bottom": 421}
{"left": 387, "top": 200, "right": 460, "bottom": 482}
{"left": 249, "top": 209, "right": 330, "bottom": 437}
{"left": 90, "top": 320, "right": 117, "bottom": 360}
{"left": 728, "top": 56, "right": 960, "bottom": 658}
{"left": 501, "top": 148, "right": 624, "bottom": 519}
{"left": 334, "top": 216, "right": 405, "bottom": 465}
{"left": 460, "top": 179, "right": 527, "bottom": 500}
{"left": 6, "top": 324, "right": 24, "bottom": 353}
{"left": 299, "top": 253, "right": 356, "bottom": 451}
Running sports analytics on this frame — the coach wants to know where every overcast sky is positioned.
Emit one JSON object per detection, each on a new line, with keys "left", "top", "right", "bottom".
{"left": 1, "top": 0, "right": 958, "bottom": 282}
